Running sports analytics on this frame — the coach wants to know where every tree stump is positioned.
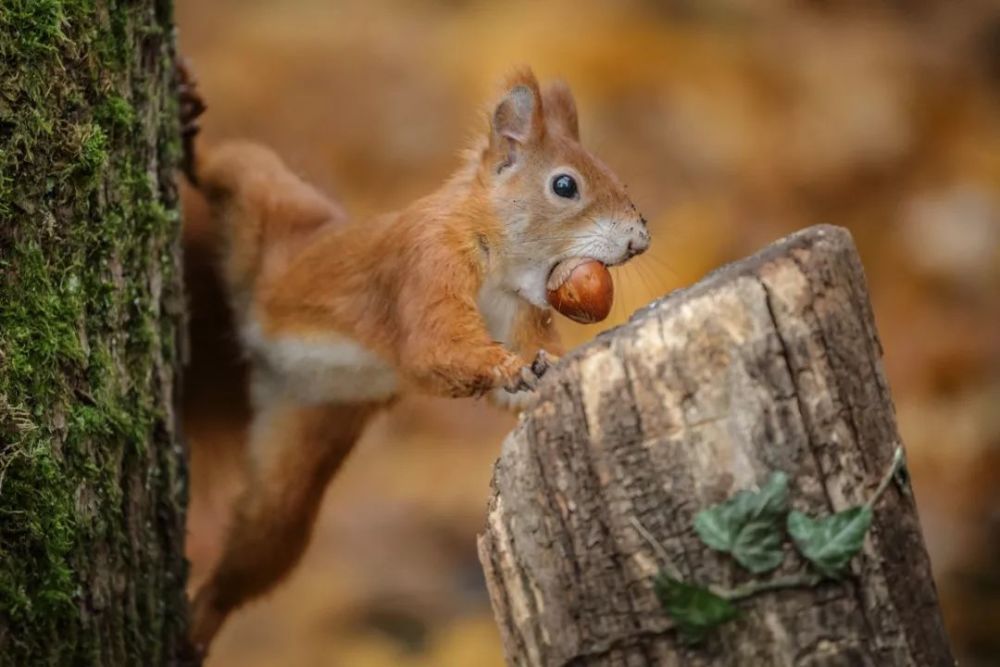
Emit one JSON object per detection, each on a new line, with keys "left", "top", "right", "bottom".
{"left": 478, "top": 225, "right": 954, "bottom": 666}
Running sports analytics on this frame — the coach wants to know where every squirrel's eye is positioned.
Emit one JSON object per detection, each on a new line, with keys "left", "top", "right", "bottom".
{"left": 552, "top": 174, "right": 578, "bottom": 199}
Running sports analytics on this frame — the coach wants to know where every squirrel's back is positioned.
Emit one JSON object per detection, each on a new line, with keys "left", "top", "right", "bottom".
{"left": 195, "top": 141, "right": 349, "bottom": 318}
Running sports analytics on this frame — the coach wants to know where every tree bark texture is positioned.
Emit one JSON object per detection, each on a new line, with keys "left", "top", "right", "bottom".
{"left": 478, "top": 225, "right": 954, "bottom": 666}
{"left": 0, "top": 1, "right": 189, "bottom": 664}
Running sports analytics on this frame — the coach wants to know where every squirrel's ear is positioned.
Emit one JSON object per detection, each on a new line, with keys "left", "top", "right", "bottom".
{"left": 542, "top": 80, "right": 579, "bottom": 140}
{"left": 489, "top": 69, "right": 544, "bottom": 171}
{"left": 492, "top": 84, "right": 539, "bottom": 144}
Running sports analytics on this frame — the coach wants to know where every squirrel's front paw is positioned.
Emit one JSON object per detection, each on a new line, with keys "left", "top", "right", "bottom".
{"left": 501, "top": 350, "right": 552, "bottom": 394}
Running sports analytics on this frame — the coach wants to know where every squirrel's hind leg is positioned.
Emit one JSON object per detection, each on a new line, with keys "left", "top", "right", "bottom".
{"left": 189, "top": 399, "right": 380, "bottom": 653}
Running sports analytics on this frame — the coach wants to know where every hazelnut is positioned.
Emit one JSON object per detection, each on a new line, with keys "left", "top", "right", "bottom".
{"left": 546, "top": 258, "right": 614, "bottom": 324}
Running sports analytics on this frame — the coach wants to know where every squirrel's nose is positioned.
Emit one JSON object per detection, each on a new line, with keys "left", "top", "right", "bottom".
{"left": 627, "top": 223, "right": 650, "bottom": 257}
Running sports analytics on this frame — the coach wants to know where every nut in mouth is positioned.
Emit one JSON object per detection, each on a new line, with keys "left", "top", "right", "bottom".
{"left": 545, "top": 257, "right": 614, "bottom": 324}
{"left": 546, "top": 257, "right": 598, "bottom": 292}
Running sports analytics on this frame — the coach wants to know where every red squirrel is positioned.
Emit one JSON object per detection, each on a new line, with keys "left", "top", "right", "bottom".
{"left": 179, "top": 64, "right": 649, "bottom": 650}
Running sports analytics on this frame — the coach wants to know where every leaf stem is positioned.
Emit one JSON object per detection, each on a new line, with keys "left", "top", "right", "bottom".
{"left": 630, "top": 516, "right": 683, "bottom": 580}
{"left": 712, "top": 573, "right": 824, "bottom": 601}
{"left": 866, "top": 445, "right": 904, "bottom": 510}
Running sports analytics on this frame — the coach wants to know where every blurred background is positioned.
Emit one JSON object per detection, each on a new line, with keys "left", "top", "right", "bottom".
{"left": 176, "top": 1, "right": 1000, "bottom": 665}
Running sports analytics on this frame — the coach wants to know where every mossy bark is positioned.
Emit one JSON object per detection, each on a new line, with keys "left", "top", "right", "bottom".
{"left": 0, "top": 1, "right": 190, "bottom": 664}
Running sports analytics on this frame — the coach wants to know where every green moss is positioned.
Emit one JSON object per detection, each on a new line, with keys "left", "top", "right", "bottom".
{"left": 71, "top": 122, "right": 110, "bottom": 179}
{"left": 98, "top": 94, "right": 136, "bottom": 129}
{"left": 0, "top": 0, "right": 187, "bottom": 663}
{"left": 0, "top": 0, "right": 66, "bottom": 58}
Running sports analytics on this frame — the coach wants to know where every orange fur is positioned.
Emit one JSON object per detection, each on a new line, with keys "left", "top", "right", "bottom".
{"left": 185, "top": 67, "right": 649, "bottom": 651}
{"left": 189, "top": 400, "right": 382, "bottom": 650}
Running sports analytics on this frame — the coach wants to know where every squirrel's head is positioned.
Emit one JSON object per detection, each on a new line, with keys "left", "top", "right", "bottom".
{"left": 479, "top": 68, "right": 649, "bottom": 308}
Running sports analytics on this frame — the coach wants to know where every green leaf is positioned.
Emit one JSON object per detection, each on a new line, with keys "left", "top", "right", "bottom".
{"left": 731, "top": 519, "right": 785, "bottom": 573}
{"left": 653, "top": 572, "right": 739, "bottom": 644}
{"left": 693, "top": 472, "right": 789, "bottom": 573}
{"left": 787, "top": 506, "right": 872, "bottom": 577}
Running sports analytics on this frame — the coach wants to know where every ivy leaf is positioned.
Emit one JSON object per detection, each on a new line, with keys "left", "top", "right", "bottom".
{"left": 653, "top": 572, "right": 739, "bottom": 644}
{"left": 693, "top": 472, "right": 789, "bottom": 573}
{"left": 787, "top": 506, "right": 872, "bottom": 578}
{"left": 730, "top": 519, "right": 785, "bottom": 573}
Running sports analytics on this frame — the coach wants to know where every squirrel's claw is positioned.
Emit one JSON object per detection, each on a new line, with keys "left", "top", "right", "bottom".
{"left": 176, "top": 56, "right": 206, "bottom": 125}
{"left": 175, "top": 55, "right": 206, "bottom": 184}
{"left": 503, "top": 350, "right": 553, "bottom": 394}
{"left": 530, "top": 350, "right": 553, "bottom": 377}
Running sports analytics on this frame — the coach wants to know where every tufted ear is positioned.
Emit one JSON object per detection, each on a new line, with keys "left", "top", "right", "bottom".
{"left": 542, "top": 80, "right": 579, "bottom": 140}
{"left": 489, "top": 68, "right": 544, "bottom": 171}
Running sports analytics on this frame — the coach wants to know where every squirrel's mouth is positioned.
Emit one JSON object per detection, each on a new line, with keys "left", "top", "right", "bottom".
{"left": 545, "top": 249, "right": 632, "bottom": 292}
{"left": 546, "top": 257, "right": 598, "bottom": 292}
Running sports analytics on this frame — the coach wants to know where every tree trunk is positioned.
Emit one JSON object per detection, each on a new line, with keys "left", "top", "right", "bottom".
{"left": 478, "top": 225, "right": 954, "bottom": 666}
{"left": 0, "top": 1, "right": 189, "bottom": 664}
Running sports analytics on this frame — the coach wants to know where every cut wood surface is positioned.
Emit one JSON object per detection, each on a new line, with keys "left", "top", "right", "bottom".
{"left": 478, "top": 225, "right": 954, "bottom": 666}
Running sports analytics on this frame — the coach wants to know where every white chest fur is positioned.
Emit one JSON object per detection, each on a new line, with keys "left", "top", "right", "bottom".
{"left": 477, "top": 275, "right": 522, "bottom": 345}
{"left": 242, "top": 320, "right": 398, "bottom": 405}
